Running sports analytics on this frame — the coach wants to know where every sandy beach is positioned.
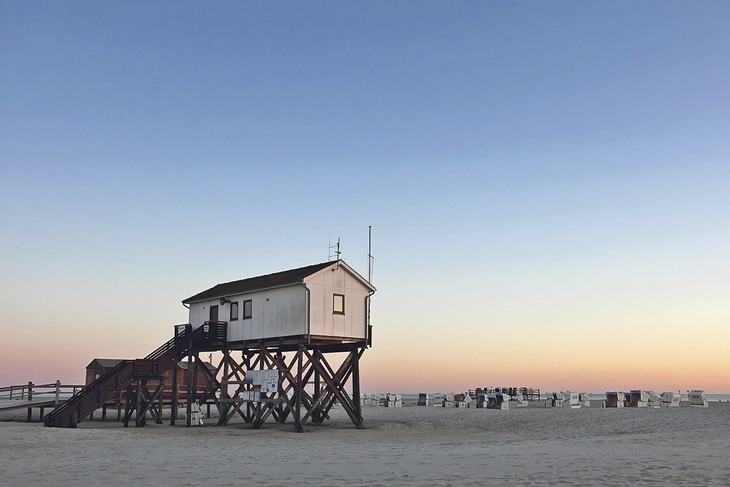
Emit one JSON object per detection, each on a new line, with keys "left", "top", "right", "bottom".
{"left": 1, "top": 403, "right": 729, "bottom": 486}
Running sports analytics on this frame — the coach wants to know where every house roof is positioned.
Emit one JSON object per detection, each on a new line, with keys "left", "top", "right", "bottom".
{"left": 87, "top": 359, "right": 126, "bottom": 369}
{"left": 87, "top": 358, "right": 216, "bottom": 371}
{"left": 177, "top": 361, "right": 217, "bottom": 371}
{"left": 183, "top": 260, "right": 336, "bottom": 304}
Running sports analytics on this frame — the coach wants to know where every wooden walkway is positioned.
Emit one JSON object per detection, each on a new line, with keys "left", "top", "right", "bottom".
{"left": 0, "top": 382, "right": 84, "bottom": 421}
{"left": 0, "top": 398, "right": 62, "bottom": 412}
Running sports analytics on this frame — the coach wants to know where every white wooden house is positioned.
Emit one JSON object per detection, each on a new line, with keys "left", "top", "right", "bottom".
{"left": 182, "top": 260, "right": 376, "bottom": 345}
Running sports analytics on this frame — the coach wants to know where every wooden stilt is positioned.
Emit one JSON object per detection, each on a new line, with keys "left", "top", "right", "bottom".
{"left": 221, "top": 347, "right": 230, "bottom": 423}
{"left": 186, "top": 335, "right": 193, "bottom": 427}
{"left": 171, "top": 360, "right": 178, "bottom": 426}
{"left": 353, "top": 346, "right": 362, "bottom": 424}
{"left": 294, "top": 345, "right": 303, "bottom": 432}
{"left": 313, "top": 366, "right": 321, "bottom": 424}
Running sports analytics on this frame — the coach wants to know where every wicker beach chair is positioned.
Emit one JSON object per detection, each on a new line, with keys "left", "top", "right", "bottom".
{"left": 689, "top": 390, "right": 708, "bottom": 408}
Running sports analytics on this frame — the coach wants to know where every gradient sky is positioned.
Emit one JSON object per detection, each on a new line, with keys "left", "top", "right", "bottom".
{"left": 1, "top": 1, "right": 728, "bottom": 393}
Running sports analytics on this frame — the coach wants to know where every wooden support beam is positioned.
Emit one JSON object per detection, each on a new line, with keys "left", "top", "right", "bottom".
{"left": 220, "top": 347, "right": 230, "bottom": 423}
{"left": 258, "top": 348, "right": 319, "bottom": 426}
{"left": 135, "top": 379, "right": 145, "bottom": 427}
{"left": 171, "top": 360, "right": 178, "bottom": 426}
{"left": 300, "top": 349, "right": 355, "bottom": 425}
{"left": 123, "top": 385, "right": 134, "bottom": 427}
{"left": 186, "top": 335, "right": 193, "bottom": 427}
{"left": 137, "top": 380, "right": 165, "bottom": 426}
{"left": 353, "top": 346, "right": 362, "bottom": 423}
{"left": 313, "top": 366, "right": 321, "bottom": 424}
{"left": 305, "top": 348, "right": 362, "bottom": 429}
{"left": 294, "top": 346, "right": 303, "bottom": 432}
{"left": 318, "top": 347, "right": 365, "bottom": 423}
{"left": 191, "top": 352, "right": 199, "bottom": 425}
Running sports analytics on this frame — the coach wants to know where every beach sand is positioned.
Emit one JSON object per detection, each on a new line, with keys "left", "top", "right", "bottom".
{"left": 1, "top": 403, "right": 729, "bottom": 486}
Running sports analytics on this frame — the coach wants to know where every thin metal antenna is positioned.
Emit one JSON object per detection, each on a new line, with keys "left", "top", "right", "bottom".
{"left": 367, "top": 226, "right": 373, "bottom": 283}
{"left": 328, "top": 234, "right": 341, "bottom": 261}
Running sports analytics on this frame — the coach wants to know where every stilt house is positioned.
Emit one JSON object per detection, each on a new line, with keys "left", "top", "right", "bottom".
{"left": 46, "top": 259, "right": 376, "bottom": 430}
{"left": 182, "top": 260, "right": 376, "bottom": 346}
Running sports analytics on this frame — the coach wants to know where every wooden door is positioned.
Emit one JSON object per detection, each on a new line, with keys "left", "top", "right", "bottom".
{"left": 209, "top": 305, "right": 218, "bottom": 322}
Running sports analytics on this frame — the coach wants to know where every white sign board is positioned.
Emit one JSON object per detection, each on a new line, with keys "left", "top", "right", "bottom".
{"left": 245, "top": 370, "right": 279, "bottom": 393}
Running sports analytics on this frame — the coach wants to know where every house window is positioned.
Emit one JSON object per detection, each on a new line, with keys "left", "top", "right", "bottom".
{"left": 209, "top": 305, "right": 218, "bottom": 322}
{"left": 230, "top": 301, "right": 239, "bottom": 321}
{"left": 243, "top": 299, "right": 252, "bottom": 319}
{"left": 333, "top": 294, "right": 345, "bottom": 315}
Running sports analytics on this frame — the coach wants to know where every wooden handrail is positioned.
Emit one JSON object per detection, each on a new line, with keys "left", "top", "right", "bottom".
{"left": 0, "top": 382, "right": 86, "bottom": 401}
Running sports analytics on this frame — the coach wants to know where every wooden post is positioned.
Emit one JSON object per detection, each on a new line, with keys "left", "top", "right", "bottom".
{"left": 27, "top": 381, "right": 33, "bottom": 422}
{"left": 294, "top": 346, "right": 303, "bottom": 432}
{"left": 191, "top": 353, "right": 199, "bottom": 424}
{"left": 313, "top": 366, "right": 321, "bottom": 424}
{"left": 276, "top": 351, "right": 284, "bottom": 423}
{"left": 158, "top": 379, "right": 164, "bottom": 424}
{"left": 114, "top": 374, "right": 120, "bottom": 422}
{"left": 221, "top": 347, "right": 230, "bottom": 421}
{"left": 171, "top": 360, "right": 179, "bottom": 426}
{"left": 136, "top": 381, "right": 143, "bottom": 427}
{"left": 55, "top": 380, "right": 60, "bottom": 406}
{"left": 186, "top": 334, "right": 193, "bottom": 427}
{"left": 123, "top": 385, "right": 133, "bottom": 427}
{"left": 353, "top": 346, "right": 362, "bottom": 424}
{"left": 253, "top": 350, "right": 263, "bottom": 429}
{"left": 244, "top": 351, "right": 252, "bottom": 422}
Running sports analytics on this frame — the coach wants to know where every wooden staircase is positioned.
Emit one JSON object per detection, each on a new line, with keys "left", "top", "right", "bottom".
{"left": 44, "top": 323, "right": 225, "bottom": 428}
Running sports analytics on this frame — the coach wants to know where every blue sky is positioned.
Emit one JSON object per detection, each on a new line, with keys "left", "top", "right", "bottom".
{"left": 1, "top": 1, "right": 729, "bottom": 390}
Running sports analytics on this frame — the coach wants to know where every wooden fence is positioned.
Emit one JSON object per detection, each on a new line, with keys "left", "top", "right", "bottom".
{"left": 0, "top": 381, "right": 85, "bottom": 404}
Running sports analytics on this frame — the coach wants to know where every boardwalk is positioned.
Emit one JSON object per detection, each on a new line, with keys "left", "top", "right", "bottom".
{"left": 0, "top": 382, "right": 83, "bottom": 421}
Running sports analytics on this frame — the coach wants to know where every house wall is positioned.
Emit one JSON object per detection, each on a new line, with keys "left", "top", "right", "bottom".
{"left": 187, "top": 263, "right": 372, "bottom": 343}
{"left": 304, "top": 264, "right": 370, "bottom": 340}
{"left": 188, "top": 285, "right": 308, "bottom": 342}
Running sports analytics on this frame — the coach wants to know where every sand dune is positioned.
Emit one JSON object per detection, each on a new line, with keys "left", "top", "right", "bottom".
{"left": 1, "top": 404, "right": 729, "bottom": 486}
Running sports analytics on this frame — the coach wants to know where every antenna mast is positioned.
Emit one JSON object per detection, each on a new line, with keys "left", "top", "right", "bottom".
{"left": 367, "top": 225, "right": 374, "bottom": 283}
{"left": 328, "top": 235, "right": 341, "bottom": 261}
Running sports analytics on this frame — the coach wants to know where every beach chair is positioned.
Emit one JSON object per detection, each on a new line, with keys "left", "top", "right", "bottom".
{"left": 511, "top": 396, "right": 528, "bottom": 407}
{"left": 604, "top": 391, "right": 624, "bottom": 408}
{"left": 688, "top": 390, "right": 708, "bottom": 408}
{"left": 562, "top": 392, "right": 580, "bottom": 408}
{"left": 544, "top": 392, "right": 563, "bottom": 408}
{"left": 660, "top": 392, "right": 681, "bottom": 408}
{"left": 628, "top": 390, "right": 649, "bottom": 407}
{"left": 476, "top": 392, "right": 486, "bottom": 408}
{"left": 578, "top": 393, "right": 591, "bottom": 407}
{"left": 487, "top": 392, "right": 508, "bottom": 409}
{"left": 456, "top": 391, "right": 472, "bottom": 408}
{"left": 432, "top": 393, "right": 444, "bottom": 407}
{"left": 384, "top": 393, "right": 402, "bottom": 407}
{"left": 189, "top": 403, "right": 204, "bottom": 426}
{"left": 646, "top": 391, "right": 662, "bottom": 408}
{"left": 544, "top": 392, "right": 553, "bottom": 407}
{"left": 417, "top": 393, "right": 429, "bottom": 406}
{"left": 444, "top": 392, "right": 454, "bottom": 408}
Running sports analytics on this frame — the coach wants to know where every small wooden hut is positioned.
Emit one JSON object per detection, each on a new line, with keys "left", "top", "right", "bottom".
{"left": 86, "top": 359, "right": 127, "bottom": 385}
{"left": 85, "top": 358, "right": 216, "bottom": 399}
